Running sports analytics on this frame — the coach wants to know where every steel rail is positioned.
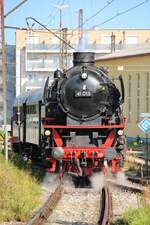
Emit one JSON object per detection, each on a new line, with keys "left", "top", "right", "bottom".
{"left": 98, "top": 186, "right": 112, "bottom": 225}
{"left": 26, "top": 184, "right": 64, "bottom": 225}
{"left": 128, "top": 176, "right": 150, "bottom": 185}
{"left": 106, "top": 179, "right": 144, "bottom": 194}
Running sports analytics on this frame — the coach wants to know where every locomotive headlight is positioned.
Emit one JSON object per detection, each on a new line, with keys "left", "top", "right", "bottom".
{"left": 100, "top": 85, "right": 106, "bottom": 91}
{"left": 45, "top": 130, "right": 51, "bottom": 136}
{"left": 81, "top": 72, "right": 88, "bottom": 80}
{"left": 117, "top": 130, "right": 124, "bottom": 136}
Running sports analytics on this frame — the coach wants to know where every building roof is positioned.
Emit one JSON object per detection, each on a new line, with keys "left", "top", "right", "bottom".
{"left": 96, "top": 43, "right": 150, "bottom": 61}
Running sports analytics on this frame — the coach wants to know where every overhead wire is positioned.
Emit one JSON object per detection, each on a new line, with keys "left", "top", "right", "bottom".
{"left": 82, "top": 0, "right": 115, "bottom": 26}
{"left": 7, "top": 0, "right": 150, "bottom": 50}
{"left": 26, "top": 17, "right": 74, "bottom": 49}
{"left": 18, "top": 0, "right": 114, "bottom": 43}
{"left": 40, "top": 0, "right": 61, "bottom": 25}
{"left": 93, "top": 0, "right": 150, "bottom": 28}
{"left": 44, "top": 0, "right": 66, "bottom": 27}
{"left": 67, "top": 0, "right": 115, "bottom": 42}
{"left": 37, "top": 0, "right": 65, "bottom": 29}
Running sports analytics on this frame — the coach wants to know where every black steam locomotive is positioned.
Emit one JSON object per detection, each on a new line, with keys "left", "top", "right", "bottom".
{"left": 11, "top": 52, "right": 126, "bottom": 177}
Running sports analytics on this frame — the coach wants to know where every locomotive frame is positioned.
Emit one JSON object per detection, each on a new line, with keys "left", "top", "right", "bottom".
{"left": 11, "top": 52, "right": 126, "bottom": 178}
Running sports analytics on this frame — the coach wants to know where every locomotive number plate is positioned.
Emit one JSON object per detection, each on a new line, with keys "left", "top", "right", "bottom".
{"left": 75, "top": 91, "right": 92, "bottom": 97}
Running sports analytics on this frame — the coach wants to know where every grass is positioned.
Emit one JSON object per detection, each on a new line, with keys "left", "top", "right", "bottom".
{"left": 113, "top": 188, "right": 150, "bottom": 225}
{"left": 113, "top": 205, "right": 150, "bottom": 225}
{"left": 8, "top": 152, "right": 46, "bottom": 182}
{"left": 0, "top": 153, "right": 41, "bottom": 222}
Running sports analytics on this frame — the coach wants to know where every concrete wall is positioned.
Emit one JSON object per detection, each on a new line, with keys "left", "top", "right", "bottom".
{"left": 96, "top": 54, "right": 150, "bottom": 139}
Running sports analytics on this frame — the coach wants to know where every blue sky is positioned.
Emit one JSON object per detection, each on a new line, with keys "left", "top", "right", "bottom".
{"left": 4, "top": 0, "right": 150, "bottom": 44}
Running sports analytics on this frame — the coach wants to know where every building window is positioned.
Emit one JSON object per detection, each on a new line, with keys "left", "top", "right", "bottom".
{"left": 128, "top": 75, "right": 131, "bottom": 123}
{"left": 26, "top": 105, "right": 36, "bottom": 114}
{"left": 26, "top": 35, "right": 39, "bottom": 44}
{"left": 126, "top": 36, "right": 138, "bottom": 44}
{"left": 101, "top": 35, "right": 111, "bottom": 44}
{"left": 137, "top": 73, "right": 140, "bottom": 122}
{"left": 50, "top": 36, "right": 59, "bottom": 44}
{"left": 146, "top": 72, "right": 150, "bottom": 112}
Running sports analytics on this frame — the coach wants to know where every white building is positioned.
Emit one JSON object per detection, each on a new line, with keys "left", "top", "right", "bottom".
{"left": 16, "top": 28, "right": 150, "bottom": 96}
{"left": 0, "top": 45, "right": 16, "bottom": 125}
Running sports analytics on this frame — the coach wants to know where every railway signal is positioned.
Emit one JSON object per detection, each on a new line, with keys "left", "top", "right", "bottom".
{"left": 138, "top": 117, "right": 150, "bottom": 178}
{"left": 138, "top": 118, "right": 150, "bottom": 133}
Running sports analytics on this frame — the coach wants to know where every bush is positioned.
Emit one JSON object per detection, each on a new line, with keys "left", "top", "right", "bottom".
{"left": 0, "top": 153, "right": 41, "bottom": 222}
{"left": 9, "top": 152, "right": 46, "bottom": 182}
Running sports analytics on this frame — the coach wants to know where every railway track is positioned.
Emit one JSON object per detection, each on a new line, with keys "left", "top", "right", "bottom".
{"left": 106, "top": 178, "right": 144, "bottom": 194}
{"left": 27, "top": 172, "right": 148, "bottom": 225}
{"left": 128, "top": 176, "right": 150, "bottom": 185}
{"left": 26, "top": 184, "right": 64, "bottom": 225}
{"left": 27, "top": 182, "right": 113, "bottom": 225}
{"left": 105, "top": 176, "right": 149, "bottom": 221}
{"left": 98, "top": 186, "right": 113, "bottom": 225}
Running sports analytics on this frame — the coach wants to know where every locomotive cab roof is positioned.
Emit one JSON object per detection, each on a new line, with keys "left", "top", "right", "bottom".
{"left": 14, "top": 87, "right": 44, "bottom": 106}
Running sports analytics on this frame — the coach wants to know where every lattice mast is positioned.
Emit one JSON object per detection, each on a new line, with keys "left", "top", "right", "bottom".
{"left": 78, "top": 9, "right": 83, "bottom": 46}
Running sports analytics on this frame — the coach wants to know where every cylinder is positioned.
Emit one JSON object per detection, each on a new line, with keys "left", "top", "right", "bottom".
{"left": 73, "top": 52, "right": 95, "bottom": 66}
